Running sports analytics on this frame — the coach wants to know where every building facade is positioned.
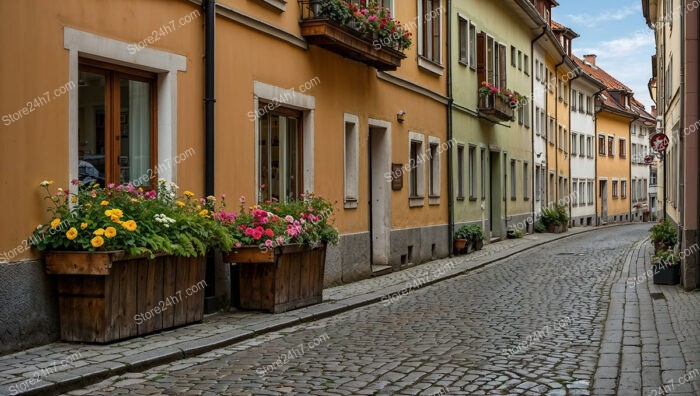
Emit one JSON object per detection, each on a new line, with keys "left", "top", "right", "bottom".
{"left": 643, "top": 0, "right": 700, "bottom": 290}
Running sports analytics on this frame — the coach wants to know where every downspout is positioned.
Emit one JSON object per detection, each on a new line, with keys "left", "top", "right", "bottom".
{"left": 531, "top": 27, "right": 547, "bottom": 227}
{"left": 662, "top": 7, "right": 668, "bottom": 221}
{"left": 446, "top": 0, "right": 454, "bottom": 255}
{"left": 555, "top": 59, "right": 564, "bottom": 204}
{"left": 568, "top": 70, "right": 581, "bottom": 224}
{"left": 203, "top": 0, "right": 217, "bottom": 313}
{"left": 696, "top": 0, "right": 700, "bottom": 287}
{"left": 679, "top": 1, "right": 686, "bottom": 285}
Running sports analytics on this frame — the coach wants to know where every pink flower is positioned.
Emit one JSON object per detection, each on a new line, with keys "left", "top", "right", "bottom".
{"left": 71, "top": 179, "right": 79, "bottom": 185}
{"left": 285, "top": 215, "right": 294, "bottom": 223}
{"left": 107, "top": 183, "right": 115, "bottom": 189}
{"left": 240, "top": 195, "right": 246, "bottom": 203}
{"left": 265, "top": 240, "right": 274, "bottom": 248}
{"left": 276, "top": 236, "right": 285, "bottom": 245}
{"left": 235, "top": 242, "right": 242, "bottom": 248}
{"left": 367, "top": 15, "right": 378, "bottom": 22}
{"left": 115, "top": 185, "right": 122, "bottom": 192}
{"left": 91, "top": 190, "right": 97, "bottom": 198}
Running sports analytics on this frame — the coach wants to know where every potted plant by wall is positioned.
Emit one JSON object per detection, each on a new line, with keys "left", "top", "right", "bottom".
{"left": 453, "top": 225, "right": 471, "bottom": 254}
{"left": 651, "top": 249, "right": 681, "bottom": 285}
{"left": 555, "top": 204, "right": 569, "bottom": 232}
{"left": 540, "top": 207, "right": 560, "bottom": 233}
{"left": 650, "top": 219, "right": 677, "bottom": 253}
{"left": 218, "top": 193, "right": 339, "bottom": 313}
{"left": 466, "top": 224, "right": 485, "bottom": 251}
{"left": 32, "top": 180, "right": 233, "bottom": 343}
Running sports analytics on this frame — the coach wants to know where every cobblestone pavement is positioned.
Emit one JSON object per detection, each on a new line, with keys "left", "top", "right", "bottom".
{"left": 64, "top": 224, "right": 660, "bottom": 395}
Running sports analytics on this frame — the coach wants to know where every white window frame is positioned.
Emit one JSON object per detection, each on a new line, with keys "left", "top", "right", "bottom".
{"left": 343, "top": 113, "right": 359, "bottom": 208}
{"left": 408, "top": 131, "right": 426, "bottom": 205}
{"left": 428, "top": 135, "right": 441, "bottom": 204}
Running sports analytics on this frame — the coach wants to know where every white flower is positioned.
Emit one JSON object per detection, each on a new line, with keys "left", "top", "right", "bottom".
{"left": 40, "top": 180, "right": 49, "bottom": 187}
{"left": 154, "top": 213, "right": 176, "bottom": 228}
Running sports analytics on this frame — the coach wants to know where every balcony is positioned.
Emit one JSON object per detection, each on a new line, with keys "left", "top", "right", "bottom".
{"left": 298, "top": 0, "right": 408, "bottom": 71}
{"left": 478, "top": 94, "right": 515, "bottom": 123}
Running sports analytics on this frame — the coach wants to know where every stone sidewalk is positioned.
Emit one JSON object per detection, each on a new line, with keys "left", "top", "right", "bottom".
{"left": 593, "top": 237, "right": 700, "bottom": 395}
{"left": 0, "top": 225, "right": 615, "bottom": 396}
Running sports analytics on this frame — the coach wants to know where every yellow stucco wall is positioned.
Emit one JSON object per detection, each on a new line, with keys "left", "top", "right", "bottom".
{"left": 597, "top": 111, "right": 632, "bottom": 218}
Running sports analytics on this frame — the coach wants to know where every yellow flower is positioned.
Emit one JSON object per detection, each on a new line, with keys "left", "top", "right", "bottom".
{"left": 71, "top": 196, "right": 78, "bottom": 203}
{"left": 93, "top": 228, "right": 105, "bottom": 236}
{"left": 196, "top": 205, "right": 201, "bottom": 210}
{"left": 92, "top": 183, "right": 100, "bottom": 188}
{"left": 110, "top": 215, "right": 121, "bottom": 223}
{"left": 138, "top": 187, "right": 144, "bottom": 192}
{"left": 104, "top": 209, "right": 112, "bottom": 217}
{"left": 122, "top": 220, "right": 137, "bottom": 232}
{"left": 176, "top": 201, "right": 185, "bottom": 207}
{"left": 48, "top": 180, "right": 55, "bottom": 185}
{"left": 91, "top": 236, "right": 104, "bottom": 248}
{"left": 104, "top": 227, "right": 117, "bottom": 239}
{"left": 66, "top": 228, "right": 78, "bottom": 241}
{"left": 100, "top": 200, "right": 109, "bottom": 206}
{"left": 80, "top": 222, "right": 88, "bottom": 229}
{"left": 50, "top": 218, "right": 61, "bottom": 229}
{"left": 104, "top": 209, "right": 123, "bottom": 218}
{"left": 131, "top": 198, "right": 139, "bottom": 203}
{"left": 199, "top": 209, "right": 210, "bottom": 218}
{"left": 184, "top": 191, "right": 194, "bottom": 198}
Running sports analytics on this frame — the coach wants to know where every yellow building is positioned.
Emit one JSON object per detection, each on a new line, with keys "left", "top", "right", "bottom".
{"left": 576, "top": 55, "right": 633, "bottom": 223}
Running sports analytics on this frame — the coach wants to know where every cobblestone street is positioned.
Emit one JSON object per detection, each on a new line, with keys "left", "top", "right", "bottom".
{"left": 59, "top": 224, "right": 700, "bottom": 395}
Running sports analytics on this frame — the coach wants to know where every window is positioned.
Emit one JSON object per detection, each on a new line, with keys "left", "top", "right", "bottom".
{"left": 564, "top": 128, "right": 568, "bottom": 153}
{"left": 420, "top": 0, "right": 442, "bottom": 64}
{"left": 524, "top": 102, "right": 530, "bottom": 128}
{"left": 619, "top": 138, "right": 626, "bottom": 158}
{"left": 588, "top": 181, "right": 594, "bottom": 204}
{"left": 632, "top": 180, "right": 637, "bottom": 202}
{"left": 523, "top": 162, "right": 529, "bottom": 199}
{"left": 78, "top": 60, "right": 157, "bottom": 186}
{"left": 458, "top": 17, "right": 468, "bottom": 64}
{"left": 621, "top": 180, "right": 627, "bottom": 198}
{"left": 558, "top": 77, "right": 563, "bottom": 100}
{"left": 517, "top": 50, "right": 522, "bottom": 70}
{"left": 480, "top": 148, "right": 486, "bottom": 199}
{"left": 535, "top": 165, "right": 541, "bottom": 202}
{"left": 578, "top": 93, "right": 584, "bottom": 113}
{"left": 540, "top": 110, "right": 545, "bottom": 136}
{"left": 518, "top": 106, "right": 524, "bottom": 125}
{"left": 540, "top": 63, "right": 545, "bottom": 85}
{"left": 524, "top": 54, "right": 529, "bottom": 75}
{"left": 477, "top": 33, "right": 506, "bottom": 95}
{"left": 587, "top": 136, "right": 593, "bottom": 157}
{"left": 586, "top": 96, "right": 593, "bottom": 114}
{"left": 511, "top": 46, "right": 517, "bottom": 67}
{"left": 608, "top": 136, "right": 615, "bottom": 157}
{"left": 580, "top": 134, "right": 585, "bottom": 157}
{"left": 579, "top": 181, "right": 585, "bottom": 205}
{"left": 409, "top": 134, "right": 425, "bottom": 198}
{"left": 612, "top": 180, "right": 619, "bottom": 198}
{"left": 535, "top": 59, "right": 540, "bottom": 80}
{"left": 468, "top": 145, "right": 476, "bottom": 198}
{"left": 558, "top": 125, "right": 563, "bottom": 150}
{"left": 571, "top": 89, "right": 577, "bottom": 109}
{"left": 571, "top": 133, "right": 577, "bottom": 156}
{"left": 468, "top": 22, "right": 476, "bottom": 68}
{"left": 598, "top": 134, "right": 606, "bottom": 155}
{"left": 548, "top": 70, "right": 554, "bottom": 93}
{"left": 572, "top": 180, "right": 578, "bottom": 206}
{"left": 457, "top": 145, "right": 465, "bottom": 199}
{"left": 510, "top": 159, "right": 517, "bottom": 200}
{"left": 535, "top": 106, "right": 541, "bottom": 135}
{"left": 343, "top": 115, "right": 359, "bottom": 206}
{"left": 259, "top": 109, "right": 302, "bottom": 201}
{"left": 548, "top": 117, "right": 555, "bottom": 144}
{"left": 650, "top": 169, "right": 658, "bottom": 185}
{"left": 428, "top": 138, "right": 441, "bottom": 197}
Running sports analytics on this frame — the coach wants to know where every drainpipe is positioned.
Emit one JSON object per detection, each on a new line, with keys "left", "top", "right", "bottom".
{"left": 555, "top": 59, "right": 564, "bottom": 204}
{"left": 446, "top": 0, "right": 454, "bottom": 255}
{"left": 696, "top": 2, "right": 700, "bottom": 287}
{"left": 531, "top": 27, "right": 547, "bottom": 228}
{"left": 679, "top": 2, "right": 686, "bottom": 286}
{"left": 203, "top": 0, "right": 217, "bottom": 313}
{"left": 568, "top": 70, "right": 581, "bottom": 224}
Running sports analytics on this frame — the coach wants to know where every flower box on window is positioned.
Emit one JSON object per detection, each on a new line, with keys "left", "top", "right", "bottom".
{"left": 478, "top": 82, "right": 521, "bottom": 123}
{"left": 298, "top": 0, "right": 410, "bottom": 71}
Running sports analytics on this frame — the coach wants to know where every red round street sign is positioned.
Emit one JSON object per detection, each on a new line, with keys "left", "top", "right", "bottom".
{"left": 650, "top": 133, "right": 670, "bottom": 152}
{"left": 644, "top": 155, "right": 654, "bottom": 164}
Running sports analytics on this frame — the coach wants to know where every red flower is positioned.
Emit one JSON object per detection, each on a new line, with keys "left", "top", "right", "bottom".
{"left": 265, "top": 228, "right": 275, "bottom": 238}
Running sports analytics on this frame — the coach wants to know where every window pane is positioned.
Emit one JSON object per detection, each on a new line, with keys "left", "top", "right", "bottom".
{"left": 78, "top": 71, "right": 107, "bottom": 186}
{"left": 259, "top": 114, "right": 270, "bottom": 201}
{"left": 286, "top": 117, "right": 299, "bottom": 200}
{"left": 119, "top": 79, "right": 151, "bottom": 185}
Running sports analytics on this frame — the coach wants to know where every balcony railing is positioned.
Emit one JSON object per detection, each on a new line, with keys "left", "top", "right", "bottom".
{"left": 298, "top": 0, "right": 407, "bottom": 71}
{"left": 478, "top": 94, "right": 515, "bottom": 123}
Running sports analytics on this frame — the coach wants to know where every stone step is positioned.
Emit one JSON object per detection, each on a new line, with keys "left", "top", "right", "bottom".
{"left": 371, "top": 265, "right": 393, "bottom": 277}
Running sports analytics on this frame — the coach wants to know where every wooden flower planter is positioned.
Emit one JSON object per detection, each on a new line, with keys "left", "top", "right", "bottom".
{"left": 45, "top": 251, "right": 205, "bottom": 343}
{"left": 224, "top": 243, "right": 326, "bottom": 313}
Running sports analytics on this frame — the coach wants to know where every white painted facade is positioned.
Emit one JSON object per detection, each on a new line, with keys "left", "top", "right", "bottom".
{"left": 630, "top": 120, "right": 652, "bottom": 221}
{"left": 532, "top": 45, "right": 547, "bottom": 213}
{"left": 569, "top": 76, "right": 598, "bottom": 226}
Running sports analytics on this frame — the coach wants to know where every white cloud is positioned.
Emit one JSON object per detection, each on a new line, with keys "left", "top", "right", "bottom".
{"left": 573, "top": 35, "right": 654, "bottom": 59}
{"left": 567, "top": 4, "right": 642, "bottom": 28}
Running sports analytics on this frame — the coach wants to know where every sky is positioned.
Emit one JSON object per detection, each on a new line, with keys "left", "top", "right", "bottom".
{"left": 553, "top": 0, "right": 656, "bottom": 111}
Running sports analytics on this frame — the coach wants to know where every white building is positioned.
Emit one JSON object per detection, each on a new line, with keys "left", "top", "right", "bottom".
{"left": 532, "top": 45, "right": 548, "bottom": 214}
{"left": 630, "top": 100, "right": 656, "bottom": 221}
{"left": 570, "top": 64, "right": 605, "bottom": 226}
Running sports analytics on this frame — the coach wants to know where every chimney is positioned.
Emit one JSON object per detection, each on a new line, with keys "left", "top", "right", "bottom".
{"left": 584, "top": 54, "right": 597, "bottom": 66}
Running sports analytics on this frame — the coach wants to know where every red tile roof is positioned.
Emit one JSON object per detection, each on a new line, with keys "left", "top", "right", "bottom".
{"left": 573, "top": 55, "right": 631, "bottom": 92}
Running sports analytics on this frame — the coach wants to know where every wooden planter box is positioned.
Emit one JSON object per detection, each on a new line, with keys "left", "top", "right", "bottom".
{"left": 478, "top": 94, "right": 515, "bottom": 122}
{"left": 224, "top": 244, "right": 326, "bottom": 313}
{"left": 45, "top": 251, "right": 205, "bottom": 343}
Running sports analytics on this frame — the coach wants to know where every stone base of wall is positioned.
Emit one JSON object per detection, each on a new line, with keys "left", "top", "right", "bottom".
{"left": 324, "top": 232, "right": 371, "bottom": 287}
{"left": 0, "top": 261, "right": 59, "bottom": 356}
{"left": 680, "top": 228, "right": 699, "bottom": 291}
{"left": 389, "top": 225, "right": 450, "bottom": 270}
{"left": 571, "top": 214, "right": 596, "bottom": 227}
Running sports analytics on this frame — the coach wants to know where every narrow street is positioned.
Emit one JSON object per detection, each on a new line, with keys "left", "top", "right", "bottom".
{"left": 64, "top": 224, "right": 699, "bottom": 395}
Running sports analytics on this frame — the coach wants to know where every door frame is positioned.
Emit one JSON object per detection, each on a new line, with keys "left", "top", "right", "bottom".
{"left": 368, "top": 119, "right": 392, "bottom": 265}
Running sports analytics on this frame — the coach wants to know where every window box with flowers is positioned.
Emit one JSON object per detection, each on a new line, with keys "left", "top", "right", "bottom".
{"left": 217, "top": 193, "right": 339, "bottom": 313}
{"left": 32, "top": 180, "right": 234, "bottom": 343}
{"left": 299, "top": 0, "right": 411, "bottom": 71}
{"left": 478, "top": 82, "right": 524, "bottom": 123}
